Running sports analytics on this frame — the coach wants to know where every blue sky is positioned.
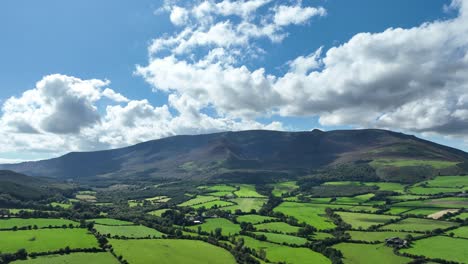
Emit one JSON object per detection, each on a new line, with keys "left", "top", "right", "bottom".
{"left": 1, "top": 0, "right": 467, "bottom": 162}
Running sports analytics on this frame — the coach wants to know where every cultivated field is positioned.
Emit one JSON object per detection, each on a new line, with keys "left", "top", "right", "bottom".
{"left": 333, "top": 243, "right": 411, "bottom": 264}
{"left": 94, "top": 224, "right": 164, "bottom": 238}
{"left": 0, "top": 218, "right": 78, "bottom": 229}
{"left": 12, "top": 252, "right": 118, "bottom": 264}
{"left": 381, "top": 218, "right": 458, "bottom": 232}
{"left": 337, "top": 212, "right": 399, "bottom": 229}
{"left": 400, "top": 236, "right": 468, "bottom": 263}
{"left": 273, "top": 202, "right": 336, "bottom": 230}
{"left": 186, "top": 218, "right": 241, "bottom": 236}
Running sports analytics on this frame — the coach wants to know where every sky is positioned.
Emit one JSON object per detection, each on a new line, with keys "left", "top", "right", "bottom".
{"left": 1, "top": 0, "right": 468, "bottom": 163}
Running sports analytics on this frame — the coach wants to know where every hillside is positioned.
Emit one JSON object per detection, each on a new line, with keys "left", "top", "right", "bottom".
{"left": 1, "top": 129, "right": 467, "bottom": 183}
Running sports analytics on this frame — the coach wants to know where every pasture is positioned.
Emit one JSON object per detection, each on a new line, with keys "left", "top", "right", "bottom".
{"left": 334, "top": 193, "right": 374, "bottom": 204}
{"left": 0, "top": 218, "right": 78, "bottom": 229}
{"left": 205, "top": 185, "right": 237, "bottom": 192}
{"left": 12, "top": 252, "right": 118, "bottom": 264}
{"left": 347, "top": 231, "right": 415, "bottom": 242}
{"left": 178, "top": 196, "right": 219, "bottom": 207}
{"left": 254, "top": 222, "right": 300, "bottom": 234}
{"left": 191, "top": 200, "right": 234, "bottom": 209}
{"left": 109, "top": 239, "right": 236, "bottom": 264}
{"left": 253, "top": 232, "right": 307, "bottom": 245}
{"left": 239, "top": 236, "right": 331, "bottom": 264}
{"left": 236, "top": 214, "right": 277, "bottom": 224}
{"left": 273, "top": 202, "right": 336, "bottom": 230}
{"left": 223, "top": 198, "right": 266, "bottom": 213}
{"left": 394, "top": 197, "right": 468, "bottom": 208}
{"left": 271, "top": 181, "right": 298, "bottom": 197}
{"left": 333, "top": 243, "right": 411, "bottom": 264}
{"left": 449, "top": 225, "right": 468, "bottom": 238}
{"left": 94, "top": 224, "right": 164, "bottom": 238}
{"left": 424, "top": 175, "right": 468, "bottom": 188}
{"left": 408, "top": 186, "right": 462, "bottom": 195}
{"left": 186, "top": 218, "right": 240, "bottom": 236}
{"left": 369, "top": 159, "right": 458, "bottom": 169}
{"left": 336, "top": 212, "right": 399, "bottom": 229}
{"left": 88, "top": 218, "right": 134, "bottom": 226}
{"left": 400, "top": 236, "right": 468, "bottom": 263}
{"left": 0, "top": 229, "right": 98, "bottom": 254}
{"left": 381, "top": 218, "right": 457, "bottom": 232}
{"left": 234, "top": 184, "right": 265, "bottom": 198}
{"left": 147, "top": 209, "right": 170, "bottom": 217}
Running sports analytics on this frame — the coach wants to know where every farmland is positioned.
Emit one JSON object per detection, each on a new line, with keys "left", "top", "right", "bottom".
{"left": 186, "top": 218, "right": 241, "bottom": 236}
{"left": 334, "top": 243, "right": 411, "bottom": 264}
{"left": 12, "top": 253, "right": 118, "bottom": 264}
{"left": 94, "top": 224, "right": 164, "bottom": 238}
{"left": 0, "top": 218, "right": 78, "bottom": 229}
{"left": 400, "top": 236, "right": 468, "bottom": 263}
{"left": 273, "top": 202, "right": 336, "bottom": 230}
{"left": 337, "top": 212, "right": 399, "bottom": 229}
{"left": 381, "top": 218, "right": 458, "bottom": 232}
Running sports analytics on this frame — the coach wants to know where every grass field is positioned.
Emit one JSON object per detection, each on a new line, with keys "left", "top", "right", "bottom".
{"left": 370, "top": 159, "right": 458, "bottom": 169}
{"left": 239, "top": 236, "right": 330, "bottom": 264}
{"left": 178, "top": 196, "right": 219, "bottom": 207}
{"left": 334, "top": 193, "right": 374, "bottom": 204}
{"left": 336, "top": 212, "right": 399, "bottom": 229}
{"left": 88, "top": 218, "right": 134, "bottom": 226}
{"left": 94, "top": 224, "right": 164, "bottom": 238}
{"left": 386, "top": 207, "right": 414, "bottom": 215}
{"left": 50, "top": 202, "right": 71, "bottom": 209}
{"left": 236, "top": 214, "right": 277, "bottom": 224}
{"left": 333, "top": 243, "right": 411, "bottom": 264}
{"left": 424, "top": 176, "right": 468, "bottom": 188}
{"left": 186, "top": 218, "right": 241, "bottom": 236}
{"left": 450, "top": 212, "right": 468, "bottom": 220}
{"left": 394, "top": 197, "right": 468, "bottom": 208}
{"left": 388, "top": 194, "right": 426, "bottom": 201}
{"left": 253, "top": 232, "right": 307, "bottom": 245}
{"left": 206, "top": 191, "right": 235, "bottom": 197}
{"left": 191, "top": 200, "right": 235, "bottom": 209}
{"left": 381, "top": 218, "right": 457, "bottom": 232}
{"left": 234, "top": 184, "right": 265, "bottom": 198}
{"left": 363, "top": 182, "right": 406, "bottom": 193}
{"left": 223, "top": 198, "right": 266, "bottom": 213}
{"left": 408, "top": 186, "right": 462, "bottom": 195}
{"left": 0, "top": 218, "right": 78, "bottom": 229}
{"left": 347, "top": 231, "right": 415, "bottom": 242}
{"left": 273, "top": 202, "right": 336, "bottom": 230}
{"left": 449, "top": 226, "right": 468, "bottom": 238}
{"left": 12, "top": 253, "right": 118, "bottom": 264}
{"left": 311, "top": 232, "right": 334, "bottom": 240}
{"left": 254, "top": 222, "right": 300, "bottom": 234}
{"left": 271, "top": 181, "right": 298, "bottom": 197}
{"left": 147, "top": 209, "right": 170, "bottom": 217}
{"left": 402, "top": 208, "right": 442, "bottom": 216}
{"left": 205, "top": 185, "right": 237, "bottom": 192}
{"left": 144, "top": 196, "right": 171, "bottom": 202}
{"left": 0, "top": 229, "right": 98, "bottom": 254}
{"left": 400, "top": 236, "right": 468, "bottom": 263}
{"left": 109, "top": 239, "right": 236, "bottom": 264}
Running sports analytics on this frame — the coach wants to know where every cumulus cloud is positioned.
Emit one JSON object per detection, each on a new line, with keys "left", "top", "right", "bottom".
{"left": 273, "top": 5, "right": 326, "bottom": 26}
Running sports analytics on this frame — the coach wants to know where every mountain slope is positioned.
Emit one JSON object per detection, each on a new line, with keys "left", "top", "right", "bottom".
{"left": 1, "top": 129, "right": 467, "bottom": 182}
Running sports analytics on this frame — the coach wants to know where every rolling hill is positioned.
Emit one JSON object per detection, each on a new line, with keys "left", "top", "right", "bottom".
{"left": 1, "top": 129, "right": 467, "bottom": 183}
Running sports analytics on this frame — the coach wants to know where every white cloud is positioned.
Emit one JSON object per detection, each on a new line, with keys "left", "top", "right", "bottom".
{"left": 273, "top": 5, "right": 326, "bottom": 26}
{"left": 170, "top": 6, "right": 189, "bottom": 26}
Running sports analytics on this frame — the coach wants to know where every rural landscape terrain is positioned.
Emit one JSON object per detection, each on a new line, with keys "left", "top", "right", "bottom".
{"left": 1, "top": 129, "right": 468, "bottom": 264}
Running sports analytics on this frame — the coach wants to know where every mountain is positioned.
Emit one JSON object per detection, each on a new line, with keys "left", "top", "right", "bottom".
{"left": 1, "top": 129, "right": 467, "bottom": 183}
{"left": 0, "top": 170, "right": 71, "bottom": 200}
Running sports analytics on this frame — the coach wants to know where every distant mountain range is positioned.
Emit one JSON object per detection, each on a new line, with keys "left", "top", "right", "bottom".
{"left": 1, "top": 129, "right": 467, "bottom": 183}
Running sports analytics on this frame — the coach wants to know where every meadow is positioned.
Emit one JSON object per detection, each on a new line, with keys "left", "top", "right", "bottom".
{"left": 271, "top": 181, "right": 298, "bottom": 197}
{"left": 147, "top": 209, "right": 170, "bottom": 217}
{"left": 0, "top": 218, "right": 78, "bottom": 229}
{"left": 223, "top": 198, "right": 266, "bottom": 213}
{"left": 191, "top": 200, "right": 234, "bottom": 209}
{"left": 381, "top": 218, "right": 457, "bottom": 232}
{"left": 400, "top": 236, "right": 468, "bottom": 263}
{"left": 336, "top": 212, "right": 399, "bottom": 229}
{"left": 347, "top": 231, "right": 415, "bottom": 242}
{"left": 0, "top": 229, "right": 98, "bottom": 254}
{"left": 94, "top": 224, "right": 164, "bottom": 238}
{"left": 449, "top": 225, "right": 468, "bottom": 238}
{"left": 178, "top": 195, "right": 219, "bottom": 207}
{"left": 273, "top": 202, "right": 336, "bottom": 230}
{"left": 333, "top": 243, "right": 411, "bottom": 264}
{"left": 88, "top": 218, "right": 134, "bottom": 226}
{"left": 109, "top": 239, "right": 236, "bottom": 264}
{"left": 253, "top": 232, "right": 308, "bottom": 245}
{"left": 236, "top": 214, "right": 277, "bottom": 224}
{"left": 234, "top": 184, "right": 265, "bottom": 198}
{"left": 12, "top": 252, "right": 118, "bottom": 264}
{"left": 369, "top": 159, "right": 458, "bottom": 169}
{"left": 186, "top": 218, "right": 241, "bottom": 236}
{"left": 424, "top": 175, "right": 468, "bottom": 187}
{"left": 254, "top": 222, "right": 300, "bottom": 234}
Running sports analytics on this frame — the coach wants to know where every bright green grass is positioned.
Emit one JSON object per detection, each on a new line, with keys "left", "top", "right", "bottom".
{"left": 0, "top": 229, "right": 98, "bottom": 254}
{"left": 94, "top": 224, "right": 164, "bottom": 238}
{"left": 147, "top": 209, "right": 170, "bottom": 217}
{"left": 234, "top": 184, "right": 265, "bottom": 198}
{"left": 333, "top": 243, "right": 411, "bottom": 264}
{"left": 381, "top": 218, "right": 457, "bottom": 232}
{"left": 0, "top": 218, "right": 78, "bottom": 229}
{"left": 394, "top": 197, "right": 468, "bottom": 208}
{"left": 408, "top": 186, "right": 462, "bottom": 195}
{"left": 386, "top": 207, "right": 414, "bottom": 215}
{"left": 311, "top": 232, "right": 334, "bottom": 240}
{"left": 253, "top": 232, "right": 308, "bottom": 245}
{"left": 88, "top": 218, "right": 133, "bottom": 226}
{"left": 388, "top": 194, "right": 426, "bottom": 201}
{"left": 186, "top": 218, "right": 241, "bottom": 236}
{"left": 206, "top": 191, "right": 235, "bottom": 197}
{"left": 323, "top": 181, "right": 361, "bottom": 186}
{"left": 192, "top": 200, "right": 235, "bottom": 209}
{"left": 50, "top": 202, "right": 71, "bottom": 209}
{"left": 206, "top": 185, "right": 237, "bottom": 192}
{"left": 273, "top": 202, "right": 336, "bottom": 230}
{"left": 223, "top": 198, "right": 266, "bottom": 213}
{"left": 239, "top": 236, "right": 330, "bottom": 264}
{"left": 178, "top": 195, "right": 219, "bottom": 207}
{"left": 449, "top": 226, "right": 468, "bottom": 238}
{"left": 75, "top": 194, "right": 96, "bottom": 202}
{"left": 347, "top": 231, "right": 415, "bottom": 242}
{"left": 110, "top": 239, "right": 236, "bottom": 264}
{"left": 145, "top": 195, "right": 170, "bottom": 202}
{"left": 400, "top": 236, "right": 468, "bottom": 263}
{"left": 236, "top": 214, "right": 277, "bottom": 224}
{"left": 337, "top": 212, "right": 399, "bottom": 229}
{"left": 12, "top": 252, "right": 118, "bottom": 264}
{"left": 450, "top": 212, "right": 468, "bottom": 220}
{"left": 370, "top": 159, "right": 458, "bottom": 169}
{"left": 363, "top": 182, "right": 406, "bottom": 193}
{"left": 348, "top": 205, "right": 379, "bottom": 213}
{"left": 77, "top": 190, "right": 97, "bottom": 195}
{"left": 334, "top": 193, "right": 375, "bottom": 204}
{"left": 424, "top": 176, "right": 468, "bottom": 188}
{"left": 254, "top": 222, "right": 300, "bottom": 234}
{"left": 402, "top": 208, "right": 442, "bottom": 216}
{"left": 271, "top": 181, "right": 298, "bottom": 197}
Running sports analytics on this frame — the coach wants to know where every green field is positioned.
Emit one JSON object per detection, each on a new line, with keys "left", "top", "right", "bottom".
{"left": 450, "top": 212, "right": 468, "bottom": 220}
{"left": 254, "top": 222, "right": 300, "bottom": 234}
{"left": 402, "top": 208, "right": 442, "bottom": 216}
{"left": 311, "top": 232, "right": 334, "bottom": 240}
{"left": 253, "top": 232, "right": 308, "bottom": 245}
{"left": 333, "top": 243, "right": 411, "bottom": 264}
{"left": 236, "top": 214, "right": 277, "bottom": 224}
{"left": 186, "top": 218, "right": 241, "bottom": 236}
{"left": 88, "top": 218, "right": 134, "bottom": 226}
{"left": 334, "top": 193, "right": 374, "bottom": 204}
{"left": 12, "top": 253, "right": 118, "bottom": 264}
{"left": 363, "top": 182, "right": 406, "bottom": 193}
{"left": 347, "top": 231, "right": 415, "bottom": 242}
{"left": 394, "top": 197, "right": 468, "bottom": 208}
{"left": 109, "top": 239, "right": 236, "bottom": 264}
{"left": 271, "top": 181, "right": 298, "bottom": 197}
{"left": 424, "top": 176, "right": 468, "bottom": 188}
{"left": 386, "top": 207, "right": 413, "bottom": 215}
{"left": 94, "top": 224, "right": 164, "bottom": 238}
{"left": 0, "top": 218, "right": 78, "bottom": 229}
{"left": 0, "top": 229, "right": 98, "bottom": 254}
{"left": 147, "top": 209, "right": 170, "bottom": 217}
{"left": 223, "top": 198, "right": 266, "bottom": 213}
{"left": 191, "top": 200, "right": 235, "bottom": 209}
{"left": 449, "top": 226, "right": 468, "bottom": 238}
{"left": 400, "top": 236, "right": 468, "bottom": 263}
{"left": 388, "top": 194, "right": 426, "bottom": 201}
{"left": 239, "top": 236, "right": 330, "bottom": 264}
{"left": 370, "top": 159, "right": 458, "bottom": 169}
{"left": 337, "top": 212, "right": 399, "bottom": 229}
{"left": 50, "top": 202, "right": 71, "bottom": 209}
{"left": 408, "top": 186, "right": 462, "bottom": 195}
{"left": 205, "top": 185, "right": 237, "bottom": 192}
{"left": 381, "top": 218, "right": 457, "bottom": 232}
{"left": 234, "top": 184, "right": 265, "bottom": 198}
{"left": 206, "top": 191, "right": 235, "bottom": 197}
{"left": 178, "top": 196, "right": 219, "bottom": 207}
{"left": 273, "top": 202, "right": 336, "bottom": 230}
